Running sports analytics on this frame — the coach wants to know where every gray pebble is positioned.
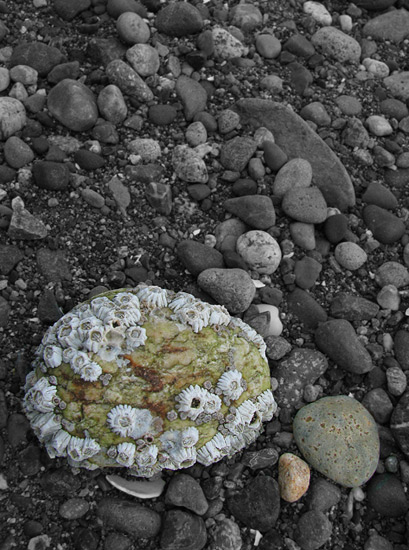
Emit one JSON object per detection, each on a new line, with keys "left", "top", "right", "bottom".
{"left": 361, "top": 388, "right": 393, "bottom": 424}
{"left": 386, "top": 366, "right": 407, "bottom": 396}
{"left": 306, "top": 478, "right": 341, "bottom": 513}
{"left": 59, "top": 498, "right": 90, "bottom": 520}
{"left": 197, "top": 268, "right": 255, "bottom": 314}
{"left": 97, "top": 498, "right": 161, "bottom": 538}
{"left": 165, "top": 473, "right": 209, "bottom": 516}
{"left": 294, "top": 510, "right": 332, "bottom": 550}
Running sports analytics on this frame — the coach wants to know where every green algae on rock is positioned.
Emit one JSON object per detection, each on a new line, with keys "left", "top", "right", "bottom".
{"left": 23, "top": 285, "right": 276, "bottom": 476}
{"left": 293, "top": 396, "right": 379, "bottom": 487}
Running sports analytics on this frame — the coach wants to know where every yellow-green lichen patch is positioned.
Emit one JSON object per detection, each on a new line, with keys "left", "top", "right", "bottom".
{"left": 23, "top": 285, "right": 276, "bottom": 476}
{"left": 293, "top": 395, "right": 379, "bottom": 487}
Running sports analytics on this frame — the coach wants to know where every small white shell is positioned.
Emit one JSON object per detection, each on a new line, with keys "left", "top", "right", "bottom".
{"left": 137, "top": 285, "right": 168, "bottom": 308}
{"left": 79, "top": 360, "right": 102, "bottom": 382}
{"left": 170, "top": 446, "right": 197, "bottom": 469}
{"left": 216, "top": 370, "right": 244, "bottom": 401}
{"left": 106, "top": 473, "right": 165, "bottom": 498}
{"left": 70, "top": 351, "right": 90, "bottom": 374}
{"left": 181, "top": 427, "right": 199, "bottom": 448}
{"left": 237, "top": 400, "right": 260, "bottom": 427}
{"left": 57, "top": 324, "right": 82, "bottom": 348}
{"left": 113, "top": 292, "right": 141, "bottom": 309}
{"left": 47, "top": 429, "right": 72, "bottom": 457}
{"left": 256, "top": 390, "right": 277, "bottom": 421}
{"left": 98, "top": 345, "right": 121, "bottom": 362}
{"left": 168, "top": 292, "right": 195, "bottom": 311}
{"left": 62, "top": 347, "right": 76, "bottom": 363}
{"left": 31, "top": 412, "right": 62, "bottom": 441}
{"left": 209, "top": 304, "right": 230, "bottom": 326}
{"left": 136, "top": 444, "right": 158, "bottom": 468}
{"left": 175, "top": 385, "right": 207, "bottom": 421}
{"left": 24, "top": 370, "right": 39, "bottom": 391}
{"left": 67, "top": 436, "right": 101, "bottom": 461}
{"left": 116, "top": 442, "right": 137, "bottom": 467}
{"left": 203, "top": 390, "right": 222, "bottom": 414}
{"left": 197, "top": 439, "right": 223, "bottom": 466}
{"left": 43, "top": 345, "right": 63, "bottom": 369}
{"left": 160, "top": 430, "right": 183, "bottom": 453}
{"left": 24, "top": 377, "right": 57, "bottom": 413}
{"left": 174, "top": 301, "right": 211, "bottom": 333}
{"left": 83, "top": 326, "right": 105, "bottom": 353}
{"left": 125, "top": 326, "right": 147, "bottom": 348}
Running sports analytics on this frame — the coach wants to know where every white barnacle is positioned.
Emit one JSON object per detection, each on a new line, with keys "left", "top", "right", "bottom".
{"left": 107, "top": 405, "right": 154, "bottom": 439}
{"left": 157, "top": 451, "right": 178, "bottom": 470}
{"left": 79, "top": 360, "right": 102, "bottom": 382}
{"left": 67, "top": 436, "right": 101, "bottom": 462}
{"left": 175, "top": 385, "right": 207, "bottom": 421}
{"left": 57, "top": 323, "right": 82, "bottom": 349}
{"left": 98, "top": 345, "right": 121, "bottom": 362}
{"left": 174, "top": 301, "right": 211, "bottom": 333}
{"left": 125, "top": 326, "right": 147, "bottom": 348}
{"left": 116, "top": 442, "right": 137, "bottom": 467}
{"left": 209, "top": 304, "right": 230, "bottom": 327}
{"left": 160, "top": 430, "right": 183, "bottom": 453}
{"left": 24, "top": 370, "right": 39, "bottom": 391}
{"left": 237, "top": 400, "right": 262, "bottom": 430}
{"left": 113, "top": 292, "right": 141, "bottom": 308}
{"left": 137, "top": 285, "right": 168, "bottom": 308}
{"left": 47, "top": 429, "right": 71, "bottom": 457}
{"left": 216, "top": 370, "right": 244, "bottom": 402}
{"left": 62, "top": 347, "right": 76, "bottom": 363}
{"left": 196, "top": 439, "right": 223, "bottom": 466}
{"left": 225, "top": 433, "right": 247, "bottom": 454}
{"left": 91, "top": 296, "right": 115, "bottom": 320}
{"left": 211, "top": 433, "right": 230, "bottom": 455}
{"left": 203, "top": 390, "right": 222, "bottom": 415}
{"left": 136, "top": 444, "right": 158, "bottom": 468}
{"left": 168, "top": 292, "right": 195, "bottom": 311}
{"left": 224, "top": 411, "right": 246, "bottom": 436}
{"left": 24, "top": 377, "right": 57, "bottom": 413}
{"left": 75, "top": 303, "right": 92, "bottom": 320}
{"left": 256, "top": 390, "right": 277, "bottom": 421}
{"left": 83, "top": 326, "right": 105, "bottom": 353}
{"left": 43, "top": 345, "right": 63, "bottom": 370}
{"left": 31, "top": 411, "right": 62, "bottom": 441}
{"left": 181, "top": 427, "right": 199, "bottom": 448}
{"left": 170, "top": 446, "right": 197, "bottom": 469}
{"left": 70, "top": 351, "right": 90, "bottom": 374}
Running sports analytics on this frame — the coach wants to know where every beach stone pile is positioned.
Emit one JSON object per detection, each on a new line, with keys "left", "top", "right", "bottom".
{"left": 1, "top": 0, "right": 409, "bottom": 549}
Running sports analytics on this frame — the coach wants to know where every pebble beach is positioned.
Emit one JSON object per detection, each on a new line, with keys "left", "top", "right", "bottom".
{"left": 2, "top": 0, "right": 409, "bottom": 549}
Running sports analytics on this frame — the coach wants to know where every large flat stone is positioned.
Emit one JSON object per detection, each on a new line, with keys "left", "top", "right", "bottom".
{"left": 233, "top": 99, "right": 355, "bottom": 210}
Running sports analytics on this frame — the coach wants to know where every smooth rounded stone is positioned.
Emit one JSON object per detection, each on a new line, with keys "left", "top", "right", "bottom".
{"left": 47, "top": 60, "right": 81, "bottom": 85}
{"left": 263, "top": 141, "right": 288, "bottom": 172}
{"left": 253, "top": 127, "right": 275, "bottom": 148}
{"left": 323, "top": 214, "right": 348, "bottom": 244}
{"left": 278, "top": 453, "right": 310, "bottom": 503}
{"left": 364, "top": 533, "right": 393, "bottom": 550}
{"left": 377, "top": 284, "right": 400, "bottom": 311}
{"left": 224, "top": 196, "right": 276, "bottom": 230}
{"left": 386, "top": 366, "right": 407, "bottom": 396}
{"left": 97, "top": 499, "right": 161, "bottom": 537}
{"left": 290, "top": 222, "right": 316, "bottom": 250}
{"left": 0, "top": 67, "right": 9, "bottom": 91}
{"left": 32, "top": 161, "right": 70, "bottom": 191}
{"left": 363, "top": 205, "right": 405, "bottom": 244}
{"left": 315, "top": 319, "right": 373, "bottom": 374}
{"left": 303, "top": 1, "right": 332, "bottom": 25}
{"left": 187, "top": 183, "right": 211, "bottom": 202}
{"left": 104, "top": 533, "right": 132, "bottom": 550}
{"left": 229, "top": 3, "right": 262, "bottom": 30}
{"left": 128, "top": 138, "right": 161, "bottom": 162}
{"left": 334, "top": 242, "right": 367, "bottom": 271}
{"left": 274, "top": 348, "right": 327, "bottom": 409}
{"left": 19, "top": 445, "right": 41, "bottom": 476}
{"left": 293, "top": 396, "right": 380, "bottom": 487}
{"left": 53, "top": 0, "right": 91, "bottom": 20}
{"left": 220, "top": 137, "right": 257, "bottom": 172}
{"left": 335, "top": 95, "right": 362, "bottom": 116}
{"left": 284, "top": 34, "right": 316, "bottom": 58}
{"left": 175, "top": 75, "right": 207, "bottom": 122}
{"left": 107, "top": 0, "right": 147, "bottom": 18}
{"left": 176, "top": 240, "right": 224, "bottom": 276}
{"left": 273, "top": 158, "right": 312, "bottom": 199}
{"left": 116, "top": 12, "right": 150, "bottom": 44}
{"left": 232, "top": 178, "right": 257, "bottom": 197}
{"left": 126, "top": 44, "right": 160, "bottom": 77}
{"left": 299, "top": 102, "right": 331, "bottom": 127}
{"left": 294, "top": 510, "right": 332, "bottom": 550}
{"left": 393, "top": 331, "right": 409, "bottom": 371}
{"left": 361, "top": 388, "right": 393, "bottom": 424}
{"left": 148, "top": 104, "right": 177, "bottom": 126}
{"left": 217, "top": 109, "right": 240, "bottom": 134}
{"left": 97, "top": 85, "right": 127, "bottom": 125}
{"left": 367, "top": 474, "right": 408, "bottom": 517}
{"left": 342, "top": 118, "right": 370, "bottom": 148}
{"left": 59, "top": 498, "right": 89, "bottom": 520}
{"left": 186, "top": 121, "right": 207, "bottom": 147}
{"left": 209, "top": 518, "right": 242, "bottom": 550}
{"left": 329, "top": 294, "right": 379, "bottom": 321}
{"left": 0, "top": 97, "right": 26, "bottom": 139}
{"left": 197, "top": 268, "right": 256, "bottom": 314}
{"left": 260, "top": 74, "right": 283, "bottom": 94}
{"left": 363, "top": 9, "right": 409, "bottom": 44}
{"left": 215, "top": 219, "right": 247, "bottom": 254}
{"left": 255, "top": 34, "right": 281, "bottom": 59}
{"left": 248, "top": 157, "right": 265, "bottom": 180}
{"left": 366, "top": 115, "right": 393, "bottom": 137}
{"left": 9, "top": 42, "right": 65, "bottom": 77}
{"left": 282, "top": 187, "right": 327, "bottom": 224}
{"left": 362, "top": 182, "right": 398, "bottom": 210}
{"left": 234, "top": 99, "right": 355, "bottom": 210}
{"left": 287, "top": 288, "right": 327, "bottom": 330}
{"left": 106, "top": 59, "right": 153, "bottom": 102}
{"left": 362, "top": 58, "right": 389, "bottom": 78}
{"left": 156, "top": 2, "right": 203, "bottom": 37}
{"left": 306, "top": 478, "right": 341, "bottom": 513}
{"left": 227, "top": 476, "right": 280, "bottom": 532}
{"left": 172, "top": 145, "right": 208, "bottom": 183}
{"left": 165, "top": 474, "right": 208, "bottom": 516}
{"left": 212, "top": 28, "right": 248, "bottom": 60}
{"left": 74, "top": 149, "right": 105, "bottom": 170}
{"left": 384, "top": 71, "right": 409, "bottom": 101}
{"left": 289, "top": 62, "right": 313, "bottom": 96}
{"left": 294, "top": 256, "right": 322, "bottom": 289}
{"left": 160, "top": 510, "right": 207, "bottom": 550}
{"left": 380, "top": 98, "right": 408, "bottom": 121}
{"left": 47, "top": 79, "right": 98, "bottom": 132}
{"left": 252, "top": 304, "right": 283, "bottom": 337}
{"left": 311, "top": 27, "right": 361, "bottom": 63}
{"left": 3, "top": 136, "right": 34, "bottom": 169}
{"left": 375, "top": 261, "right": 409, "bottom": 288}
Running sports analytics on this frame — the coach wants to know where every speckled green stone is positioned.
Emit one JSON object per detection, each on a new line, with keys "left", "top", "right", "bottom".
{"left": 293, "top": 396, "right": 379, "bottom": 487}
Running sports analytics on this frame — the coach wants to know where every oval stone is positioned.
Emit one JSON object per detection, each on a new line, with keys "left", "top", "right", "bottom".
{"left": 236, "top": 230, "right": 281, "bottom": 274}
{"left": 279, "top": 453, "right": 310, "bottom": 503}
{"left": 47, "top": 79, "right": 98, "bottom": 132}
{"left": 273, "top": 158, "right": 312, "bottom": 199}
{"left": 293, "top": 396, "right": 380, "bottom": 487}
{"left": 334, "top": 242, "right": 367, "bottom": 271}
{"left": 224, "top": 196, "right": 276, "bottom": 230}
{"left": 197, "top": 268, "right": 256, "bottom": 314}
{"left": 363, "top": 205, "right": 405, "bottom": 244}
{"left": 282, "top": 187, "right": 327, "bottom": 224}
{"left": 0, "top": 97, "right": 26, "bottom": 139}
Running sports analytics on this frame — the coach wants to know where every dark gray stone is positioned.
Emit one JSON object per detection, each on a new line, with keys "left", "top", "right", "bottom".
{"left": 160, "top": 509, "right": 207, "bottom": 550}
{"left": 165, "top": 474, "right": 209, "bottom": 515}
{"left": 97, "top": 498, "right": 161, "bottom": 538}
{"left": 329, "top": 293, "right": 379, "bottom": 321}
{"left": 177, "top": 240, "right": 224, "bottom": 276}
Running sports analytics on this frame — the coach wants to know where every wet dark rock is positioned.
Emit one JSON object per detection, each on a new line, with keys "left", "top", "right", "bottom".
{"left": 18, "top": 445, "right": 42, "bottom": 477}
{"left": 40, "top": 469, "right": 81, "bottom": 496}
{"left": 32, "top": 161, "right": 70, "bottom": 191}
{"left": 241, "top": 448, "right": 279, "bottom": 470}
{"left": 53, "top": 0, "right": 91, "bottom": 21}
{"left": 0, "top": 244, "right": 24, "bottom": 275}
{"left": 177, "top": 240, "right": 224, "bottom": 276}
{"left": 97, "top": 498, "right": 161, "bottom": 537}
{"left": 74, "top": 149, "right": 105, "bottom": 170}
{"left": 37, "top": 289, "right": 63, "bottom": 325}
{"left": 9, "top": 42, "right": 65, "bottom": 77}
{"left": 36, "top": 248, "right": 72, "bottom": 282}
{"left": 394, "top": 330, "right": 409, "bottom": 370}
{"left": 363, "top": 204, "right": 405, "bottom": 244}
{"left": 287, "top": 288, "right": 328, "bottom": 330}
{"left": 160, "top": 509, "right": 207, "bottom": 550}
{"left": 224, "top": 195, "right": 275, "bottom": 229}
{"left": 323, "top": 214, "right": 348, "bottom": 244}
{"left": 155, "top": 2, "right": 204, "bottom": 37}
{"left": 165, "top": 473, "right": 209, "bottom": 515}
{"left": 367, "top": 474, "right": 408, "bottom": 517}
{"left": 73, "top": 527, "right": 100, "bottom": 550}
{"left": 306, "top": 478, "right": 341, "bottom": 512}
{"left": 329, "top": 293, "right": 380, "bottom": 321}
{"left": 294, "top": 510, "right": 332, "bottom": 550}
{"left": 7, "top": 413, "right": 30, "bottom": 448}
{"left": 220, "top": 136, "right": 257, "bottom": 172}
{"left": 362, "top": 182, "right": 398, "bottom": 209}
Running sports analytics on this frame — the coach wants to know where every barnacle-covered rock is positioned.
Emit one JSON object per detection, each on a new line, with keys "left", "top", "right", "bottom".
{"left": 23, "top": 285, "right": 276, "bottom": 476}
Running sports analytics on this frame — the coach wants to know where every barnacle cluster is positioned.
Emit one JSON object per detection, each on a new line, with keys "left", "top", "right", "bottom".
{"left": 23, "top": 285, "right": 276, "bottom": 476}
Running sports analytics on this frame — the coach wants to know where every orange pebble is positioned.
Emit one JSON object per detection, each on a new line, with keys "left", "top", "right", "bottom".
{"left": 278, "top": 452, "right": 310, "bottom": 502}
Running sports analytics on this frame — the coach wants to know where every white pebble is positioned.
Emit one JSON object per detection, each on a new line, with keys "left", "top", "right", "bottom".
{"left": 366, "top": 115, "right": 393, "bottom": 137}
{"left": 362, "top": 58, "right": 390, "bottom": 78}
{"left": 254, "top": 304, "right": 283, "bottom": 336}
{"left": 339, "top": 14, "right": 353, "bottom": 33}
{"left": 303, "top": 1, "right": 332, "bottom": 26}
{"left": 334, "top": 242, "right": 367, "bottom": 271}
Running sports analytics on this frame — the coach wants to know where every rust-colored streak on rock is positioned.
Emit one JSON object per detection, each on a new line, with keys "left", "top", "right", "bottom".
{"left": 124, "top": 354, "right": 163, "bottom": 392}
